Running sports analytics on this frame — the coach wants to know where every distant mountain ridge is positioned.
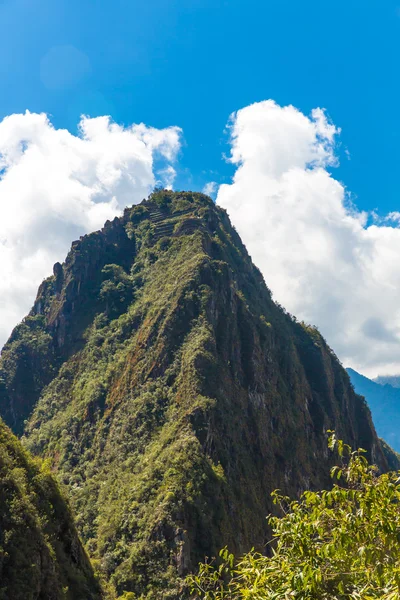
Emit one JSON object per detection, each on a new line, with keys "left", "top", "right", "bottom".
{"left": 347, "top": 367, "right": 400, "bottom": 452}
{"left": 374, "top": 374, "right": 400, "bottom": 388}
{"left": 0, "top": 190, "right": 395, "bottom": 598}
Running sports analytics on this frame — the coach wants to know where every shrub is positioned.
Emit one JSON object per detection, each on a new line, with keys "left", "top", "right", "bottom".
{"left": 189, "top": 433, "right": 400, "bottom": 599}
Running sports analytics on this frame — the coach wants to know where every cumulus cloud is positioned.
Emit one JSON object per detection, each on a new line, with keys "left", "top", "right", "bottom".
{"left": 156, "top": 165, "right": 177, "bottom": 190}
{"left": 0, "top": 111, "right": 181, "bottom": 348}
{"left": 217, "top": 100, "right": 400, "bottom": 377}
{"left": 202, "top": 181, "right": 217, "bottom": 197}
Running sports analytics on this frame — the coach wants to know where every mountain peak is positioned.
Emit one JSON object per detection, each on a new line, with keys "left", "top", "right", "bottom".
{"left": 0, "top": 190, "right": 392, "bottom": 598}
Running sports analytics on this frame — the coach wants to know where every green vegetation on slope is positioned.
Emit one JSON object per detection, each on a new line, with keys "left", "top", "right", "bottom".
{"left": 0, "top": 190, "right": 393, "bottom": 598}
{"left": 190, "top": 433, "right": 400, "bottom": 599}
{"left": 0, "top": 418, "right": 101, "bottom": 600}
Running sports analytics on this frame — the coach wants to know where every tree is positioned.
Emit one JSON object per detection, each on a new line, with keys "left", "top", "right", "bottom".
{"left": 100, "top": 264, "right": 134, "bottom": 317}
{"left": 189, "top": 433, "right": 400, "bottom": 599}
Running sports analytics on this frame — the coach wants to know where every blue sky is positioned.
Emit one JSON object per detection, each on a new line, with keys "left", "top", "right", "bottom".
{"left": 3, "top": 0, "right": 400, "bottom": 376}
{"left": 1, "top": 0, "right": 400, "bottom": 212}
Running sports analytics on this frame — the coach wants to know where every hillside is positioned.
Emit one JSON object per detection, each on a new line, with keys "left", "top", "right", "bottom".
{"left": 0, "top": 190, "right": 393, "bottom": 599}
{"left": 0, "top": 418, "right": 101, "bottom": 600}
{"left": 347, "top": 367, "right": 400, "bottom": 453}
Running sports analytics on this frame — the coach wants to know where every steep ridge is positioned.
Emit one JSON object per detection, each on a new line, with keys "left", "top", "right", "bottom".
{"left": 0, "top": 418, "right": 101, "bottom": 600}
{"left": 0, "top": 190, "right": 392, "bottom": 598}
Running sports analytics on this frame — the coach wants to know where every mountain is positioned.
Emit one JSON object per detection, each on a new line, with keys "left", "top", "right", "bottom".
{"left": 0, "top": 190, "right": 394, "bottom": 599}
{"left": 0, "top": 418, "right": 101, "bottom": 600}
{"left": 374, "top": 374, "right": 400, "bottom": 388}
{"left": 347, "top": 367, "right": 400, "bottom": 453}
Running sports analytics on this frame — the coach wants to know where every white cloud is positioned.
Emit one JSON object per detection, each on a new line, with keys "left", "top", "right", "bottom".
{"left": 202, "top": 181, "right": 217, "bottom": 197}
{"left": 4, "top": 101, "right": 400, "bottom": 379}
{"left": 0, "top": 111, "right": 181, "bottom": 348}
{"left": 217, "top": 100, "right": 400, "bottom": 377}
{"left": 157, "top": 165, "right": 177, "bottom": 190}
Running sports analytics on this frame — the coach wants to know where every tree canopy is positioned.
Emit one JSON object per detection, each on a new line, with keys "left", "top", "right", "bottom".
{"left": 189, "top": 433, "right": 400, "bottom": 599}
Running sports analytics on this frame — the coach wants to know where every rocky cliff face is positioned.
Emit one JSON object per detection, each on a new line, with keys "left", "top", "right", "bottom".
{"left": 0, "top": 418, "right": 101, "bottom": 600}
{"left": 0, "top": 190, "right": 392, "bottom": 598}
